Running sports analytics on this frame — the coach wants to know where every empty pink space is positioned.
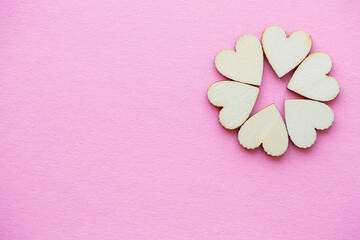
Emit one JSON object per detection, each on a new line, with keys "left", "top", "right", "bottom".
{"left": 0, "top": 0, "right": 359, "bottom": 239}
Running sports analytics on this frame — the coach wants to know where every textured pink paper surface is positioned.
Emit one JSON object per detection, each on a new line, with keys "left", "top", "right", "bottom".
{"left": 0, "top": 0, "right": 360, "bottom": 239}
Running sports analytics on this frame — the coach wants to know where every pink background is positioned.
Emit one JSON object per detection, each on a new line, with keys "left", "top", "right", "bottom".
{"left": 0, "top": 0, "right": 359, "bottom": 239}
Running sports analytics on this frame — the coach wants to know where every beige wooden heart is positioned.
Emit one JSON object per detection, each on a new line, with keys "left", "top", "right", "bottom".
{"left": 215, "top": 34, "right": 263, "bottom": 86}
{"left": 287, "top": 52, "right": 340, "bottom": 101}
{"left": 238, "top": 104, "right": 288, "bottom": 156}
{"left": 262, "top": 26, "right": 312, "bottom": 78}
{"left": 285, "top": 99, "right": 334, "bottom": 148}
{"left": 207, "top": 81, "right": 259, "bottom": 130}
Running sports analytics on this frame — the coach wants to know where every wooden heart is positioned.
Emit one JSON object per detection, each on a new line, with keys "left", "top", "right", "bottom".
{"left": 238, "top": 104, "right": 288, "bottom": 156}
{"left": 285, "top": 99, "right": 334, "bottom": 148}
{"left": 287, "top": 52, "right": 340, "bottom": 101}
{"left": 207, "top": 81, "right": 259, "bottom": 130}
{"left": 262, "top": 26, "right": 312, "bottom": 78}
{"left": 215, "top": 34, "right": 263, "bottom": 86}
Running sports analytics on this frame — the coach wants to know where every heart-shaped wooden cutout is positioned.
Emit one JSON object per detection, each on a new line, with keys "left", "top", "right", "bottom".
{"left": 262, "top": 26, "right": 312, "bottom": 78}
{"left": 287, "top": 52, "right": 340, "bottom": 101}
{"left": 238, "top": 104, "right": 288, "bottom": 156}
{"left": 215, "top": 34, "right": 263, "bottom": 86}
{"left": 207, "top": 81, "right": 259, "bottom": 130}
{"left": 285, "top": 99, "right": 334, "bottom": 148}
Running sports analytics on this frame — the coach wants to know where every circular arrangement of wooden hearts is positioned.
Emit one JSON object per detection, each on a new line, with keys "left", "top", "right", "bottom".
{"left": 208, "top": 25, "right": 340, "bottom": 156}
